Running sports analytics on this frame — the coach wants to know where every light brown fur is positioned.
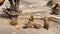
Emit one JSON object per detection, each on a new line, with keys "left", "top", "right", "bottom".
{"left": 34, "top": 24, "right": 42, "bottom": 29}
{"left": 10, "top": 18, "right": 17, "bottom": 26}
{"left": 44, "top": 17, "right": 49, "bottom": 30}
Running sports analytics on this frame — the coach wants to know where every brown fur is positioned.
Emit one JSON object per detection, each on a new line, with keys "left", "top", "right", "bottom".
{"left": 10, "top": 18, "right": 17, "bottom": 26}
{"left": 24, "top": 21, "right": 34, "bottom": 28}
{"left": 0, "top": 0, "right": 5, "bottom": 6}
{"left": 44, "top": 17, "right": 49, "bottom": 30}
{"left": 34, "top": 24, "right": 41, "bottom": 29}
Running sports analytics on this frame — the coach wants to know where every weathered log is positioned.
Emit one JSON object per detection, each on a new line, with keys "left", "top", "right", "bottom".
{"left": 47, "top": 15, "right": 60, "bottom": 23}
{"left": 43, "top": 15, "right": 60, "bottom": 30}
{"left": 50, "top": 3, "right": 60, "bottom": 15}
{"left": 8, "top": 0, "right": 21, "bottom": 13}
{"left": 3, "top": 8, "right": 19, "bottom": 19}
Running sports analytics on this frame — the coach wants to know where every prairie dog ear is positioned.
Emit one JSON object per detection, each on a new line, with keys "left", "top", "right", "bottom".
{"left": 0, "top": 0, "right": 5, "bottom": 6}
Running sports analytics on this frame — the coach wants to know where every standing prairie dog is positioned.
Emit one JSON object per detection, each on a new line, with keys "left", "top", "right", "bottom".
{"left": 34, "top": 24, "right": 42, "bottom": 29}
{"left": 25, "top": 21, "right": 34, "bottom": 28}
{"left": 26, "top": 15, "right": 34, "bottom": 28}
{"left": 24, "top": 15, "right": 34, "bottom": 28}
{"left": 10, "top": 16, "right": 22, "bottom": 30}
{"left": 44, "top": 17, "right": 49, "bottom": 30}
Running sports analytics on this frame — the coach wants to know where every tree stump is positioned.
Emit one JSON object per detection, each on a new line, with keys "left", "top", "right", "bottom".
{"left": 50, "top": 3, "right": 60, "bottom": 15}
{"left": 3, "top": 4, "right": 21, "bottom": 26}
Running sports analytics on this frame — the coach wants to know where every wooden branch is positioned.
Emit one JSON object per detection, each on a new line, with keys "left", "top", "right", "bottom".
{"left": 46, "top": 15, "right": 60, "bottom": 23}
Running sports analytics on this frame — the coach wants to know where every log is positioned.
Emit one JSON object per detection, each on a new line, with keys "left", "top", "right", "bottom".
{"left": 46, "top": 15, "right": 60, "bottom": 23}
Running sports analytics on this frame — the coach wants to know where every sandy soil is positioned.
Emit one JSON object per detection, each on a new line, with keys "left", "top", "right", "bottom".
{"left": 0, "top": 0, "right": 60, "bottom": 34}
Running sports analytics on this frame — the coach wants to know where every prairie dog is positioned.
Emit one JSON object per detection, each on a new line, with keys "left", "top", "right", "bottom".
{"left": 51, "top": 3, "right": 60, "bottom": 15}
{"left": 24, "top": 21, "right": 34, "bottom": 28}
{"left": 10, "top": 18, "right": 17, "bottom": 26}
{"left": 44, "top": 17, "right": 49, "bottom": 30}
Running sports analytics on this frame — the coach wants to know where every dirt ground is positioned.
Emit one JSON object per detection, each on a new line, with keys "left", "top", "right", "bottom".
{"left": 0, "top": 0, "right": 60, "bottom": 34}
